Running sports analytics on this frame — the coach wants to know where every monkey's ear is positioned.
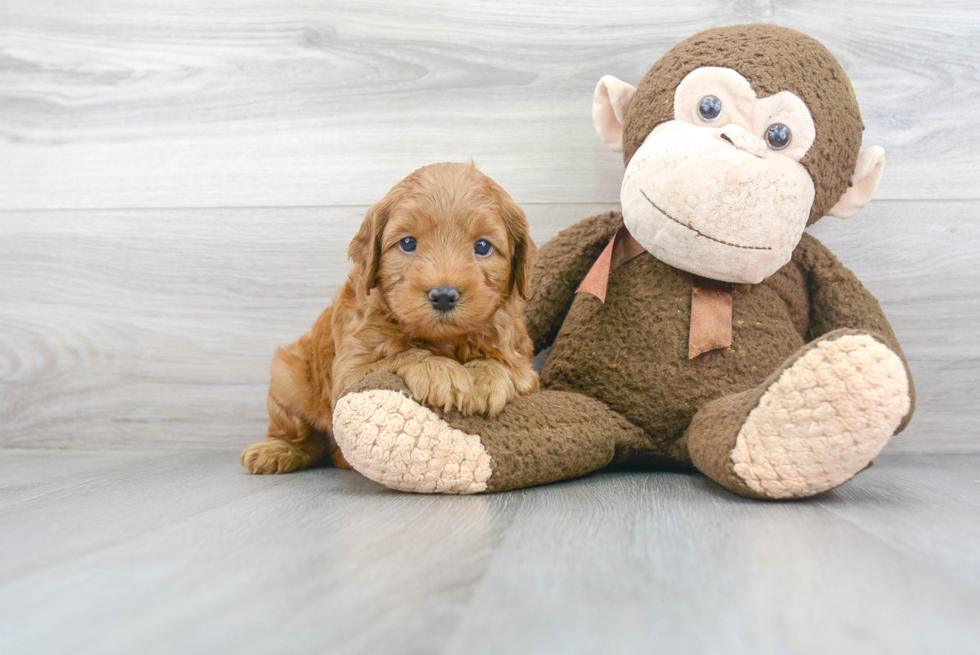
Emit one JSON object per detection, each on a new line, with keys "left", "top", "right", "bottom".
{"left": 828, "top": 146, "right": 885, "bottom": 219}
{"left": 348, "top": 193, "right": 395, "bottom": 293}
{"left": 593, "top": 75, "right": 637, "bottom": 153}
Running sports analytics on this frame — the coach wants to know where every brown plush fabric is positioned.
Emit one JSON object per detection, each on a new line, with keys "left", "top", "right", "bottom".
{"left": 575, "top": 227, "right": 647, "bottom": 303}
{"left": 533, "top": 212, "right": 913, "bottom": 461}
{"left": 685, "top": 387, "right": 768, "bottom": 499}
{"left": 621, "top": 24, "right": 864, "bottom": 225}
{"left": 539, "top": 212, "right": 812, "bottom": 450}
{"left": 447, "top": 390, "right": 647, "bottom": 493}
{"left": 524, "top": 211, "right": 623, "bottom": 351}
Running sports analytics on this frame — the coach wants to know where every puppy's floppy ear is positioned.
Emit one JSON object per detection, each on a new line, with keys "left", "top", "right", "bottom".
{"left": 348, "top": 189, "right": 398, "bottom": 293}
{"left": 496, "top": 191, "right": 537, "bottom": 300}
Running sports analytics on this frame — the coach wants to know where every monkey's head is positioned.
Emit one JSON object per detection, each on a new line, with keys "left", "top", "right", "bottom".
{"left": 593, "top": 25, "right": 884, "bottom": 284}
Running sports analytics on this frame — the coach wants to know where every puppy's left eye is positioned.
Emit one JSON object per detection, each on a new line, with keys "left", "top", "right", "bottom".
{"left": 398, "top": 237, "right": 417, "bottom": 254}
{"left": 474, "top": 239, "right": 493, "bottom": 257}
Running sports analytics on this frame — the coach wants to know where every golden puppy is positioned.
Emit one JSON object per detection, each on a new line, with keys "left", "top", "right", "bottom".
{"left": 241, "top": 162, "right": 539, "bottom": 474}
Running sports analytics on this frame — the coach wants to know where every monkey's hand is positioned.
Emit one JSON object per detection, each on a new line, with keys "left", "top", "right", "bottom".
{"left": 464, "top": 358, "right": 540, "bottom": 418}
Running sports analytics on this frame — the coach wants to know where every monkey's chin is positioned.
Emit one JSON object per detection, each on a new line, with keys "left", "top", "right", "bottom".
{"left": 621, "top": 202, "right": 802, "bottom": 284}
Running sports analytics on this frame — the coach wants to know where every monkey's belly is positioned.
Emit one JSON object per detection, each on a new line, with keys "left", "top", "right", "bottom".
{"left": 540, "top": 254, "right": 808, "bottom": 443}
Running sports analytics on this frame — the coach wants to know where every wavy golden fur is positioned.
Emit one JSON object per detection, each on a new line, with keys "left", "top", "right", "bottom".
{"left": 242, "top": 163, "right": 539, "bottom": 474}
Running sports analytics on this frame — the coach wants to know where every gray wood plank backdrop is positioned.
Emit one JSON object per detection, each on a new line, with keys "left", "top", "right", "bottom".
{"left": 1, "top": 0, "right": 978, "bottom": 452}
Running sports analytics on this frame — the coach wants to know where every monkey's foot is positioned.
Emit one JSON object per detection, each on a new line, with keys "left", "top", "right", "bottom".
{"left": 731, "top": 333, "right": 910, "bottom": 498}
{"left": 332, "top": 388, "right": 492, "bottom": 494}
{"left": 241, "top": 439, "right": 312, "bottom": 475}
{"left": 689, "top": 332, "right": 911, "bottom": 499}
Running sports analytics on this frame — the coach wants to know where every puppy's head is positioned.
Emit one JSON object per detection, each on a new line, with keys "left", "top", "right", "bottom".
{"left": 349, "top": 162, "right": 536, "bottom": 341}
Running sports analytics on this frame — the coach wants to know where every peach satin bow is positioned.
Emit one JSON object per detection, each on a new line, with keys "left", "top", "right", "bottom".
{"left": 576, "top": 227, "right": 733, "bottom": 359}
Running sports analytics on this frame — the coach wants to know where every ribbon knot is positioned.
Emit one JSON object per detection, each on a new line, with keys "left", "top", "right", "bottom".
{"left": 576, "top": 227, "right": 733, "bottom": 359}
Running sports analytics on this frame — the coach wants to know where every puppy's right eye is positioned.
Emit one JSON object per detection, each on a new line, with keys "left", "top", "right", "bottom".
{"left": 474, "top": 239, "right": 493, "bottom": 257}
{"left": 398, "top": 237, "right": 417, "bottom": 254}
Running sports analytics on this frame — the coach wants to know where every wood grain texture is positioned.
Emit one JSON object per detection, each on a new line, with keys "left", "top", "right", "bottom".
{"left": 1, "top": 449, "right": 979, "bottom": 654}
{"left": 1, "top": 0, "right": 978, "bottom": 209}
{"left": 813, "top": 455, "right": 980, "bottom": 589}
{"left": 1, "top": 200, "right": 976, "bottom": 452}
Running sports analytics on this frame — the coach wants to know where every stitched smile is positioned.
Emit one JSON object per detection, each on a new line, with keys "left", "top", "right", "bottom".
{"left": 640, "top": 190, "right": 772, "bottom": 251}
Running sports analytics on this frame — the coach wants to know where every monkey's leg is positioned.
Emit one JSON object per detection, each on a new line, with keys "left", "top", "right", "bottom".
{"left": 241, "top": 338, "right": 332, "bottom": 475}
{"left": 331, "top": 373, "right": 648, "bottom": 493}
{"left": 686, "top": 329, "right": 911, "bottom": 499}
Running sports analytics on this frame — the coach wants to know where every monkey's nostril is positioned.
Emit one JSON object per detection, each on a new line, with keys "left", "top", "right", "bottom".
{"left": 720, "top": 133, "right": 734, "bottom": 146}
{"left": 427, "top": 287, "right": 460, "bottom": 312}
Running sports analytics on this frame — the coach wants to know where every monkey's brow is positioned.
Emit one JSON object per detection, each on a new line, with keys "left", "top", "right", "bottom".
{"left": 639, "top": 190, "right": 772, "bottom": 251}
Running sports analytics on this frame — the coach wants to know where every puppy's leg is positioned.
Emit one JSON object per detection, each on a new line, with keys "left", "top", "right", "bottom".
{"left": 369, "top": 349, "right": 476, "bottom": 415}
{"left": 241, "top": 337, "right": 330, "bottom": 475}
{"left": 465, "top": 358, "right": 540, "bottom": 417}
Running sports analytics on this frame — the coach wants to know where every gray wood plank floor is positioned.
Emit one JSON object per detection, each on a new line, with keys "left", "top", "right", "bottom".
{"left": 1, "top": 449, "right": 978, "bottom": 655}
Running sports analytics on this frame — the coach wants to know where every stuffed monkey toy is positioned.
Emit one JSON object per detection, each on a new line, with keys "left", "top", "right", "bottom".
{"left": 331, "top": 24, "right": 915, "bottom": 499}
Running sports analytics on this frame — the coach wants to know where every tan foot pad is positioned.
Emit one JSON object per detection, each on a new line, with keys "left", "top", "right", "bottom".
{"left": 732, "top": 334, "right": 910, "bottom": 499}
{"left": 332, "top": 389, "right": 491, "bottom": 494}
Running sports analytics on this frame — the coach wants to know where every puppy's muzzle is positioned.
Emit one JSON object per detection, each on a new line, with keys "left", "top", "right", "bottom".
{"left": 427, "top": 287, "right": 460, "bottom": 313}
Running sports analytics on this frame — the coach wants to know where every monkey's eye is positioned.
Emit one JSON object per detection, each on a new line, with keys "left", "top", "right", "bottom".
{"left": 698, "top": 95, "right": 723, "bottom": 122}
{"left": 765, "top": 123, "right": 792, "bottom": 150}
{"left": 398, "top": 236, "right": 417, "bottom": 254}
{"left": 474, "top": 239, "right": 493, "bottom": 257}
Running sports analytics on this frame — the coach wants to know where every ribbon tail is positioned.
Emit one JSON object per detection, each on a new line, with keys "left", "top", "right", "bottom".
{"left": 575, "top": 232, "right": 618, "bottom": 303}
{"left": 688, "top": 277, "right": 733, "bottom": 359}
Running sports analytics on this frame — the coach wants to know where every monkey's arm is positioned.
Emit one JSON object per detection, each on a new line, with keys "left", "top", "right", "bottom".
{"left": 525, "top": 211, "right": 624, "bottom": 352}
{"left": 796, "top": 232, "right": 915, "bottom": 431}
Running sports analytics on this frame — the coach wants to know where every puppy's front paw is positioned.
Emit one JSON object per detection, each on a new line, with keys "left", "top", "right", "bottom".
{"left": 464, "top": 359, "right": 539, "bottom": 417}
{"left": 464, "top": 359, "right": 517, "bottom": 417}
{"left": 399, "top": 356, "right": 475, "bottom": 415}
{"left": 241, "top": 439, "right": 311, "bottom": 474}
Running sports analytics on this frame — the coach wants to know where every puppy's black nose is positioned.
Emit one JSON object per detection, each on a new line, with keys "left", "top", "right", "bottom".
{"left": 427, "top": 287, "right": 460, "bottom": 312}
